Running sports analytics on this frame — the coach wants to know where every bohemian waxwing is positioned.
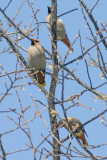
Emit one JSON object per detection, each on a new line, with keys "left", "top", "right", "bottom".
{"left": 28, "top": 39, "right": 46, "bottom": 87}
{"left": 46, "top": 6, "right": 74, "bottom": 53}
{"left": 57, "top": 117, "right": 88, "bottom": 146}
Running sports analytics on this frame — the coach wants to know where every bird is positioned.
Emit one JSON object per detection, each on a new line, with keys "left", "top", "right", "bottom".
{"left": 57, "top": 117, "right": 88, "bottom": 146}
{"left": 46, "top": 6, "right": 74, "bottom": 53}
{"left": 27, "top": 39, "right": 46, "bottom": 87}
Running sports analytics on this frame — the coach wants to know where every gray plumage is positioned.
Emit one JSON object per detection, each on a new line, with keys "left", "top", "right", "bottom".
{"left": 58, "top": 117, "right": 88, "bottom": 145}
{"left": 46, "top": 7, "right": 73, "bottom": 52}
{"left": 28, "top": 40, "right": 46, "bottom": 72}
{"left": 27, "top": 39, "right": 46, "bottom": 87}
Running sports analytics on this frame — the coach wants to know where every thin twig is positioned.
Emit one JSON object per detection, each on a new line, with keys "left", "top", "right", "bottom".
{"left": 64, "top": 36, "right": 107, "bottom": 66}
{"left": 83, "top": 108, "right": 107, "bottom": 126}
{"left": 79, "top": 0, "right": 107, "bottom": 49}
{"left": 91, "top": 0, "right": 100, "bottom": 12}
{"left": 58, "top": 8, "right": 78, "bottom": 17}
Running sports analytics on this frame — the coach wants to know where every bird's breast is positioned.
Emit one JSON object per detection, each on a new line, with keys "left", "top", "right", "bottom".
{"left": 46, "top": 15, "right": 52, "bottom": 31}
{"left": 27, "top": 46, "right": 46, "bottom": 70}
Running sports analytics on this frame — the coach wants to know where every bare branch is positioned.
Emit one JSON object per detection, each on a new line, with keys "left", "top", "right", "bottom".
{"left": 79, "top": 0, "right": 107, "bottom": 49}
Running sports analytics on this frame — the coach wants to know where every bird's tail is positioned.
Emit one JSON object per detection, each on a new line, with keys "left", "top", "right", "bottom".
{"left": 36, "top": 71, "right": 46, "bottom": 87}
{"left": 79, "top": 133, "right": 88, "bottom": 146}
{"left": 62, "top": 38, "right": 74, "bottom": 53}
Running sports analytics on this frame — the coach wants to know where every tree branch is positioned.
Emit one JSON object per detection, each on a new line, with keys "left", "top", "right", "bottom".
{"left": 79, "top": 0, "right": 107, "bottom": 49}
{"left": 47, "top": 1, "right": 60, "bottom": 159}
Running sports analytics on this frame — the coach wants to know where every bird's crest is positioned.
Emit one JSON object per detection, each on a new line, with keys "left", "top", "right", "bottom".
{"left": 47, "top": 6, "right": 52, "bottom": 14}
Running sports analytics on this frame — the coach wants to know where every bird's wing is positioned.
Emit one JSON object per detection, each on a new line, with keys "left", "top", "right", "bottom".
{"left": 57, "top": 18, "right": 66, "bottom": 32}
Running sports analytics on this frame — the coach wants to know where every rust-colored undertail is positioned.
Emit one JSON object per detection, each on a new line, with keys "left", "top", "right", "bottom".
{"left": 36, "top": 71, "right": 46, "bottom": 87}
{"left": 78, "top": 133, "right": 88, "bottom": 146}
{"left": 61, "top": 38, "right": 74, "bottom": 53}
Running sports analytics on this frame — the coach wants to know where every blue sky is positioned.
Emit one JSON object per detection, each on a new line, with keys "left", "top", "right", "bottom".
{"left": 0, "top": 0, "right": 107, "bottom": 159}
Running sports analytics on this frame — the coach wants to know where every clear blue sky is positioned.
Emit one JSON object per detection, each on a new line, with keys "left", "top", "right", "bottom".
{"left": 0, "top": 0, "right": 107, "bottom": 159}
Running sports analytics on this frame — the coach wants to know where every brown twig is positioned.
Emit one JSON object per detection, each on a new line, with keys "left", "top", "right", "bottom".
{"left": 79, "top": 0, "right": 107, "bottom": 49}
{"left": 64, "top": 36, "right": 107, "bottom": 66}
{"left": 0, "top": 134, "right": 6, "bottom": 160}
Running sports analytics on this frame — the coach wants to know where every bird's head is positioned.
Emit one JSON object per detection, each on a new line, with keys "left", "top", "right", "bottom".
{"left": 31, "top": 39, "right": 39, "bottom": 45}
{"left": 47, "top": 6, "right": 52, "bottom": 14}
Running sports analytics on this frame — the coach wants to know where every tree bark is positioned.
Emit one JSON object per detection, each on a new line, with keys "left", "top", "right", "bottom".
{"left": 47, "top": 0, "right": 60, "bottom": 160}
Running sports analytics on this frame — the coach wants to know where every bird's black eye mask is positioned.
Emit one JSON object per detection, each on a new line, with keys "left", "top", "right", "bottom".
{"left": 48, "top": 6, "right": 52, "bottom": 14}
{"left": 31, "top": 40, "right": 35, "bottom": 45}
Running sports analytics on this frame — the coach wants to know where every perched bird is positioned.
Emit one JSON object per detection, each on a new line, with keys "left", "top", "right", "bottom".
{"left": 57, "top": 117, "right": 88, "bottom": 146}
{"left": 28, "top": 39, "right": 46, "bottom": 87}
{"left": 46, "top": 6, "right": 74, "bottom": 52}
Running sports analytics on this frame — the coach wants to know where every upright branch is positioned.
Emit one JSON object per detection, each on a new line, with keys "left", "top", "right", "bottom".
{"left": 0, "top": 135, "right": 6, "bottom": 160}
{"left": 47, "top": 0, "right": 60, "bottom": 159}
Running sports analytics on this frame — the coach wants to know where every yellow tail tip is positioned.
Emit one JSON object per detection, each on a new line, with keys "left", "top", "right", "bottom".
{"left": 39, "top": 82, "right": 46, "bottom": 88}
{"left": 70, "top": 48, "right": 74, "bottom": 53}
